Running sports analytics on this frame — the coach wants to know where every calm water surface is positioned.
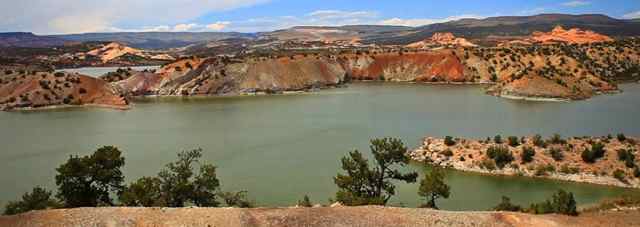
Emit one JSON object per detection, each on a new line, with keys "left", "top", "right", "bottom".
{"left": 1, "top": 82, "right": 639, "bottom": 210}
{"left": 56, "top": 65, "right": 160, "bottom": 77}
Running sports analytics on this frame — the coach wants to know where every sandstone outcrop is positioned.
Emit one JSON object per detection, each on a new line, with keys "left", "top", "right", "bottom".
{"left": 341, "top": 50, "right": 469, "bottom": 82}
{"left": 86, "top": 42, "right": 175, "bottom": 63}
{"left": 529, "top": 26, "right": 613, "bottom": 44}
{"left": 407, "top": 33, "right": 477, "bottom": 48}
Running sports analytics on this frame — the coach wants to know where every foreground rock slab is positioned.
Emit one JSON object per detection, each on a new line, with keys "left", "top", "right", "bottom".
{"left": 2, "top": 206, "right": 639, "bottom": 227}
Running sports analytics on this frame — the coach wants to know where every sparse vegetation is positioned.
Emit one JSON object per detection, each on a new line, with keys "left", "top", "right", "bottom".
{"left": 486, "top": 145, "right": 514, "bottom": 169}
{"left": 521, "top": 146, "right": 535, "bottom": 163}
{"left": 582, "top": 142, "right": 606, "bottom": 163}
{"left": 3, "top": 187, "right": 59, "bottom": 215}
{"left": 444, "top": 136, "right": 456, "bottom": 146}
{"left": 508, "top": 136, "right": 520, "bottom": 147}
{"left": 613, "top": 169, "right": 627, "bottom": 183}
{"left": 494, "top": 135, "right": 502, "bottom": 144}
{"left": 297, "top": 195, "right": 312, "bottom": 207}
{"left": 220, "top": 191, "right": 254, "bottom": 208}
{"left": 528, "top": 189, "right": 578, "bottom": 216}
{"left": 493, "top": 196, "right": 521, "bottom": 212}
{"left": 549, "top": 147, "right": 564, "bottom": 161}
{"left": 617, "top": 149, "right": 636, "bottom": 168}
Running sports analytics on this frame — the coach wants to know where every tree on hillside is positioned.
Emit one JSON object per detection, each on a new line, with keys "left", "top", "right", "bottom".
{"left": 3, "top": 187, "right": 60, "bottom": 215}
{"left": 119, "top": 177, "right": 164, "bottom": 207}
{"left": 55, "top": 146, "right": 125, "bottom": 207}
{"left": 418, "top": 167, "right": 450, "bottom": 209}
{"left": 334, "top": 138, "right": 418, "bottom": 206}
{"left": 157, "top": 148, "right": 220, "bottom": 207}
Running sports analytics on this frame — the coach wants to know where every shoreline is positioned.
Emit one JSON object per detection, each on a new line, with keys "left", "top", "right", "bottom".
{"left": 5, "top": 103, "right": 130, "bottom": 112}
{"left": 409, "top": 136, "right": 640, "bottom": 189}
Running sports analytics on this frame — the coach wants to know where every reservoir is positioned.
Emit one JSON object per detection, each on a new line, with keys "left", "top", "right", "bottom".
{"left": 1, "top": 82, "right": 639, "bottom": 210}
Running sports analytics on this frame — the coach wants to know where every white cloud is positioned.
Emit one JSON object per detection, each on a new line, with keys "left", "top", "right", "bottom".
{"left": 206, "top": 21, "right": 231, "bottom": 31}
{"left": 307, "top": 10, "right": 378, "bottom": 20}
{"left": 0, "top": 0, "right": 269, "bottom": 34}
{"left": 518, "top": 7, "right": 547, "bottom": 16}
{"left": 379, "top": 15, "right": 486, "bottom": 27}
{"left": 225, "top": 10, "right": 382, "bottom": 32}
{"left": 173, "top": 23, "right": 199, "bottom": 32}
{"left": 562, "top": 1, "right": 591, "bottom": 7}
{"left": 623, "top": 10, "right": 640, "bottom": 19}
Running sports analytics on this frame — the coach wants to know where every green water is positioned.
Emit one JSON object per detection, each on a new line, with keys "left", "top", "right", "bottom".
{"left": 1, "top": 82, "right": 639, "bottom": 211}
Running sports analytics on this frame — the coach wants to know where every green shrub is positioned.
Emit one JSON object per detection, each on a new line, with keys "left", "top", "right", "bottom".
{"left": 119, "top": 177, "right": 164, "bottom": 207}
{"left": 521, "top": 146, "right": 535, "bottom": 163}
{"left": 549, "top": 134, "right": 566, "bottom": 145}
{"left": 157, "top": 148, "right": 221, "bottom": 207}
{"left": 634, "top": 167, "right": 640, "bottom": 178}
{"left": 493, "top": 196, "right": 521, "bottom": 212}
{"left": 582, "top": 142, "right": 606, "bottom": 163}
{"left": 3, "top": 187, "right": 59, "bottom": 215}
{"left": 613, "top": 169, "right": 627, "bottom": 183}
{"left": 535, "top": 164, "right": 555, "bottom": 176}
{"left": 549, "top": 148, "right": 564, "bottom": 161}
{"left": 494, "top": 135, "right": 503, "bottom": 144}
{"left": 528, "top": 189, "right": 578, "bottom": 216}
{"left": 617, "top": 149, "right": 636, "bottom": 168}
{"left": 508, "top": 136, "right": 520, "bottom": 147}
{"left": 220, "top": 191, "right": 254, "bottom": 208}
{"left": 617, "top": 133, "right": 627, "bottom": 142}
{"left": 297, "top": 195, "right": 312, "bottom": 207}
{"left": 560, "top": 164, "right": 580, "bottom": 174}
{"left": 444, "top": 136, "right": 456, "bottom": 146}
{"left": 486, "top": 145, "right": 514, "bottom": 169}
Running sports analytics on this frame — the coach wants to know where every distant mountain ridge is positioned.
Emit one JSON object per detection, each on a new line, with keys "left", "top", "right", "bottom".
{"left": 371, "top": 14, "right": 640, "bottom": 45}
{"left": 1, "top": 14, "right": 639, "bottom": 49}
{"left": 51, "top": 32, "right": 256, "bottom": 49}
{"left": 0, "top": 32, "right": 67, "bottom": 47}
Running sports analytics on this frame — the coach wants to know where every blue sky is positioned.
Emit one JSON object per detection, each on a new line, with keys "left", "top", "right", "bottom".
{"left": 1, "top": 0, "right": 639, "bottom": 34}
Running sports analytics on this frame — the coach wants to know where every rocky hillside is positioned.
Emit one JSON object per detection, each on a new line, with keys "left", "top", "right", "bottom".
{"left": 0, "top": 67, "right": 128, "bottom": 110}
{"left": 105, "top": 36, "right": 640, "bottom": 101}
{"left": 410, "top": 135, "right": 640, "bottom": 188}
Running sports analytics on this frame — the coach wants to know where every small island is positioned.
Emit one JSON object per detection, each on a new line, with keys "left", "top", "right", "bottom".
{"left": 409, "top": 134, "right": 640, "bottom": 188}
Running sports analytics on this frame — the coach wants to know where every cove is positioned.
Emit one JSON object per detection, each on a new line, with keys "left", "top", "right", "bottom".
{"left": 1, "top": 82, "right": 639, "bottom": 210}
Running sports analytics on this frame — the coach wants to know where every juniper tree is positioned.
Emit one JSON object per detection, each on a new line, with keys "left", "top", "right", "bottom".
{"left": 55, "top": 146, "right": 125, "bottom": 207}
{"left": 334, "top": 138, "right": 418, "bottom": 205}
{"left": 418, "top": 167, "right": 450, "bottom": 209}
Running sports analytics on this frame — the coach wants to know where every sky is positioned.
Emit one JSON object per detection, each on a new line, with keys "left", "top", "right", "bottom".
{"left": 1, "top": 0, "right": 639, "bottom": 35}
